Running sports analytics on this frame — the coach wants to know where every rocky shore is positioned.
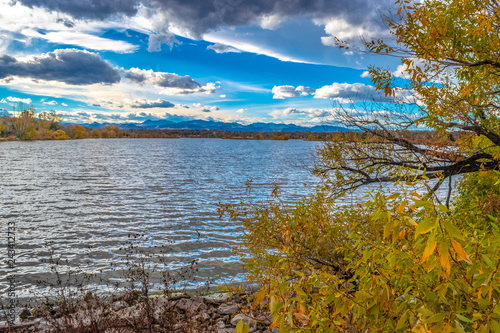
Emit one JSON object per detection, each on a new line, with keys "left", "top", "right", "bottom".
{"left": 0, "top": 291, "right": 278, "bottom": 332}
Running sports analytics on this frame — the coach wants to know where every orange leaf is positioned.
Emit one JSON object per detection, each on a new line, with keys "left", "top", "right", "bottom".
{"left": 293, "top": 312, "right": 310, "bottom": 325}
{"left": 451, "top": 240, "right": 472, "bottom": 264}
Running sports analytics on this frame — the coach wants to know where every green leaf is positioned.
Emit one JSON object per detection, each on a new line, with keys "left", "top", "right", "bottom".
{"left": 424, "top": 313, "right": 446, "bottom": 324}
{"left": 443, "top": 220, "right": 464, "bottom": 240}
{"left": 395, "top": 310, "right": 408, "bottom": 330}
{"left": 493, "top": 320, "right": 500, "bottom": 333}
{"left": 456, "top": 314, "right": 472, "bottom": 323}
{"left": 387, "top": 193, "right": 401, "bottom": 200}
{"left": 483, "top": 254, "right": 495, "bottom": 269}
{"left": 414, "top": 217, "right": 436, "bottom": 238}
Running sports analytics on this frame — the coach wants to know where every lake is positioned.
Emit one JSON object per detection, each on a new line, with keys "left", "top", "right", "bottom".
{"left": 0, "top": 138, "right": 321, "bottom": 299}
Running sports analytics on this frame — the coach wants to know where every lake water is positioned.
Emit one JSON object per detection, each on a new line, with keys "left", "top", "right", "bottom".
{"left": 0, "top": 138, "right": 320, "bottom": 299}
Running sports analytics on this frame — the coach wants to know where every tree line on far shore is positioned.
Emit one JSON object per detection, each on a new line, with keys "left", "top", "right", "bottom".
{"left": 0, "top": 105, "right": 458, "bottom": 143}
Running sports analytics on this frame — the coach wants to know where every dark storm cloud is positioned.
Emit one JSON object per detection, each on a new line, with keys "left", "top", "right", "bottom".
{"left": 15, "top": 0, "right": 139, "bottom": 20}
{"left": 123, "top": 68, "right": 201, "bottom": 89}
{"left": 153, "top": 0, "right": 389, "bottom": 37}
{"left": 15, "top": 0, "right": 393, "bottom": 36}
{"left": 0, "top": 49, "right": 121, "bottom": 85}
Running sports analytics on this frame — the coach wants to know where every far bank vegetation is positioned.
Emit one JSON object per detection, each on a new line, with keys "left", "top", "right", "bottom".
{"left": 0, "top": 104, "right": 458, "bottom": 143}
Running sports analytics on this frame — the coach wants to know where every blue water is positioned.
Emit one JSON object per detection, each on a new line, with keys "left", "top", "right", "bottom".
{"left": 0, "top": 138, "right": 320, "bottom": 297}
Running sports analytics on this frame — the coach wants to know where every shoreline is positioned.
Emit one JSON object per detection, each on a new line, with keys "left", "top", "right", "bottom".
{"left": 0, "top": 286, "right": 276, "bottom": 333}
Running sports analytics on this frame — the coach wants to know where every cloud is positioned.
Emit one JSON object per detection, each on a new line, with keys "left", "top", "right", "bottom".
{"left": 0, "top": 96, "right": 32, "bottom": 104}
{"left": 193, "top": 102, "right": 219, "bottom": 112}
{"left": 317, "top": 17, "right": 385, "bottom": 45}
{"left": 361, "top": 71, "right": 371, "bottom": 78}
{"left": 219, "top": 94, "right": 226, "bottom": 98}
{"left": 273, "top": 107, "right": 331, "bottom": 118}
{"left": 123, "top": 68, "right": 218, "bottom": 95}
{"left": 295, "top": 85, "right": 315, "bottom": 96}
{"left": 15, "top": 0, "right": 392, "bottom": 43}
{"left": 314, "top": 82, "right": 377, "bottom": 101}
{"left": 16, "top": 0, "right": 139, "bottom": 20}
{"left": 272, "top": 85, "right": 314, "bottom": 99}
{"left": 25, "top": 30, "right": 138, "bottom": 53}
{"left": 61, "top": 103, "right": 68, "bottom": 106}
{"left": 259, "top": 14, "right": 284, "bottom": 30}
{"left": 0, "top": 49, "right": 121, "bottom": 85}
{"left": 130, "top": 99, "right": 175, "bottom": 108}
{"left": 97, "top": 98, "right": 175, "bottom": 109}
{"left": 207, "top": 43, "right": 241, "bottom": 54}
{"left": 236, "top": 108, "right": 246, "bottom": 113}
{"left": 43, "top": 100, "right": 57, "bottom": 105}
{"left": 147, "top": 33, "right": 180, "bottom": 52}
{"left": 314, "top": 82, "right": 412, "bottom": 103}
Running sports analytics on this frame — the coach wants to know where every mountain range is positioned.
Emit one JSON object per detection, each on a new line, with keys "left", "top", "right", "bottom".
{"left": 81, "top": 119, "right": 347, "bottom": 132}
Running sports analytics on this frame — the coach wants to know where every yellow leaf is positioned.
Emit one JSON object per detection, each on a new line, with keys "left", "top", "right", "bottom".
{"left": 438, "top": 242, "right": 451, "bottom": 277}
{"left": 421, "top": 236, "right": 437, "bottom": 263}
{"left": 414, "top": 217, "right": 436, "bottom": 238}
{"left": 252, "top": 288, "right": 267, "bottom": 309}
{"left": 397, "top": 201, "right": 407, "bottom": 213}
{"left": 235, "top": 320, "right": 244, "bottom": 333}
{"left": 451, "top": 240, "right": 472, "bottom": 264}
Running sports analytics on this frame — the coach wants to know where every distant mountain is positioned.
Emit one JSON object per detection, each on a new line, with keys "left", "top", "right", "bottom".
{"left": 80, "top": 119, "right": 347, "bottom": 133}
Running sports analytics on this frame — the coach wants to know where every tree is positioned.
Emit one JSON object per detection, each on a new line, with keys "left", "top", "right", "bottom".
{"left": 223, "top": 1, "right": 500, "bottom": 332}
{"left": 320, "top": 0, "right": 500, "bottom": 202}
{"left": 11, "top": 103, "right": 36, "bottom": 140}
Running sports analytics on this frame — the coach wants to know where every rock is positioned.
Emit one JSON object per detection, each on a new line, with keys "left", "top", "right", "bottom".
{"left": 110, "top": 301, "right": 128, "bottom": 311}
{"left": 175, "top": 298, "right": 207, "bottom": 313}
{"left": 230, "top": 313, "right": 257, "bottom": 327}
{"left": 110, "top": 291, "right": 127, "bottom": 302}
{"left": 154, "top": 297, "right": 170, "bottom": 306}
{"left": 194, "top": 312, "right": 211, "bottom": 321}
{"left": 218, "top": 329, "right": 236, "bottom": 333}
{"left": 216, "top": 319, "right": 226, "bottom": 329}
{"left": 217, "top": 303, "right": 238, "bottom": 315}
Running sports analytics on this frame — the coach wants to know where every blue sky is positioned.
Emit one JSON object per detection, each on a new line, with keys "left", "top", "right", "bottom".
{"left": 0, "top": 0, "right": 403, "bottom": 126}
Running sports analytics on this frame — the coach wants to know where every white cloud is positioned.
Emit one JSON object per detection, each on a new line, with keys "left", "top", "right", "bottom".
{"left": 61, "top": 103, "right": 68, "bottom": 106}
{"left": 193, "top": 102, "right": 219, "bottom": 112}
{"left": 361, "top": 71, "right": 372, "bottom": 78}
{"left": 0, "top": 96, "right": 32, "bottom": 104}
{"left": 203, "top": 33, "right": 313, "bottom": 64}
{"left": 316, "top": 17, "right": 384, "bottom": 43}
{"left": 272, "top": 107, "right": 331, "bottom": 118}
{"left": 315, "top": 82, "right": 377, "bottom": 101}
{"left": 272, "top": 85, "right": 314, "bottom": 99}
{"left": 219, "top": 94, "right": 226, "bottom": 98}
{"left": 207, "top": 43, "right": 241, "bottom": 54}
{"left": 22, "top": 30, "right": 138, "bottom": 53}
{"left": 236, "top": 108, "right": 246, "bottom": 113}
{"left": 43, "top": 100, "right": 58, "bottom": 105}
{"left": 259, "top": 14, "right": 284, "bottom": 30}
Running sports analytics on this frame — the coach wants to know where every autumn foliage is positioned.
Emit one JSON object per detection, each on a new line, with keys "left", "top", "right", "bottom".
{"left": 221, "top": 0, "right": 500, "bottom": 332}
{"left": 0, "top": 109, "right": 124, "bottom": 141}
